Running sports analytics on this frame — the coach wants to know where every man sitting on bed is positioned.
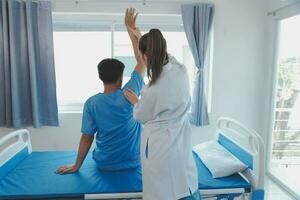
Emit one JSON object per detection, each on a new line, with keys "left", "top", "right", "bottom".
{"left": 56, "top": 9, "right": 144, "bottom": 173}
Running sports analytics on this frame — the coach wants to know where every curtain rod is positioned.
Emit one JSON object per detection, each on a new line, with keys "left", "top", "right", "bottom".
{"left": 52, "top": 12, "right": 182, "bottom": 17}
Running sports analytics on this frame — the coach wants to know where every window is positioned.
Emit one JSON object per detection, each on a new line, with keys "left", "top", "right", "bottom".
{"left": 163, "top": 32, "right": 196, "bottom": 95}
{"left": 269, "top": 14, "right": 300, "bottom": 198}
{"left": 53, "top": 18, "right": 213, "bottom": 113}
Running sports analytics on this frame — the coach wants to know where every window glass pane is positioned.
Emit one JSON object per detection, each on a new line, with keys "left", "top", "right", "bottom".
{"left": 162, "top": 32, "right": 195, "bottom": 96}
{"left": 53, "top": 31, "right": 111, "bottom": 110}
{"left": 270, "top": 14, "right": 300, "bottom": 196}
{"left": 53, "top": 24, "right": 212, "bottom": 113}
{"left": 114, "top": 31, "right": 136, "bottom": 83}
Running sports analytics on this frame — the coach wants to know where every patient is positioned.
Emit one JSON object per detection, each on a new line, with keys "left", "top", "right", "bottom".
{"left": 56, "top": 11, "right": 144, "bottom": 173}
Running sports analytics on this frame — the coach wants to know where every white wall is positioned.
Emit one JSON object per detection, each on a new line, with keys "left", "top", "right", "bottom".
{"left": 0, "top": 0, "right": 271, "bottom": 151}
{"left": 193, "top": 0, "right": 268, "bottom": 144}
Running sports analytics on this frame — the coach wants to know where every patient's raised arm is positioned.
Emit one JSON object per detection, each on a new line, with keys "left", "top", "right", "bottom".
{"left": 125, "top": 8, "right": 145, "bottom": 77}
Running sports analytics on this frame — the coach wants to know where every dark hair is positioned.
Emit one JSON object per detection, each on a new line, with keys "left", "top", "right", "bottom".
{"left": 139, "top": 29, "right": 168, "bottom": 86}
{"left": 97, "top": 58, "right": 125, "bottom": 84}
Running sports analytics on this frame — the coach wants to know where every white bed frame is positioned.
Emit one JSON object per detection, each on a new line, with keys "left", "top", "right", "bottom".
{"left": 0, "top": 118, "right": 264, "bottom": 200}
{"left": 205, "top": 117, "right": 265, "bottom": 200}
{"left": 0, "top": 129, "right": 32, "bottom": 168}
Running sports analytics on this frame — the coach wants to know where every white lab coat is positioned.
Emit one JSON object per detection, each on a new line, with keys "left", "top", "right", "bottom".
{"left": 134, "top": 55, "right": 198, "bottom": 200}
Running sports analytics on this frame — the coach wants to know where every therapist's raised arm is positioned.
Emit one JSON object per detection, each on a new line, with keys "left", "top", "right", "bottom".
{"left": 125, "top": 8, "right": 145, "bottom": 77}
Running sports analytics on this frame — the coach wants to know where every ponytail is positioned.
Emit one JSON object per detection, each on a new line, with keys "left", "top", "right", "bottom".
{"left": 139, "top": 29, "right": 168, "bottom": 86}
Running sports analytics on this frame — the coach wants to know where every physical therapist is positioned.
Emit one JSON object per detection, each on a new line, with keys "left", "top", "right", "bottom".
{"left": 124, "top": 9, "right": 200, "bottom": 200}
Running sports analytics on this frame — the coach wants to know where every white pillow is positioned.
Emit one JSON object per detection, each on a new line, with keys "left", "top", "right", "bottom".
{"left": 193, "top": 141, "right": 248, "bottom": 178}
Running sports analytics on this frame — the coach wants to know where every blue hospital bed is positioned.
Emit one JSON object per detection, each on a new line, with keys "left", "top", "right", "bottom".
{"left": 0, "top": 118, "right": 264, "bottom": 200}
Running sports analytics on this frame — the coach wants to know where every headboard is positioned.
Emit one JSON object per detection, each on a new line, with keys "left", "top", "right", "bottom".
{"left": 216, "top": 118, "right": 265, "bottom": 194}
{"left": 0, "top": 129, "right": 32, "bottom": 179}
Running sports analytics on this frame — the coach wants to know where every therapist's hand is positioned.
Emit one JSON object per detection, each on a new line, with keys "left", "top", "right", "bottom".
{"left": 124, "top": 89, "right": 139, "bottom": 105}
{"left": 55, "top": 164, "right": 79, "bottom": 175}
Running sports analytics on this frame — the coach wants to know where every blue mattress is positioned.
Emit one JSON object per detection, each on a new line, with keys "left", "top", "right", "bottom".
{"left": 0, "top": 151, "right": 142, "bottom": 199}
{"left": 0, "top": 151, "right": 250, "bottom": 199}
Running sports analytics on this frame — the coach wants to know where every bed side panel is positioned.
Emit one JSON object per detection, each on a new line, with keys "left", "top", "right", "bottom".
{"left": 218, "top": 133, "right": 253, "bottom": 169}
{"left": 0, "top": 147, "right": 29, "bottom": 179}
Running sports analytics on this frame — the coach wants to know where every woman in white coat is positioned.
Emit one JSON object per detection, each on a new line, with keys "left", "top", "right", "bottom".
{"left": 124, "top": 9, "right": 200, "bottom": 200}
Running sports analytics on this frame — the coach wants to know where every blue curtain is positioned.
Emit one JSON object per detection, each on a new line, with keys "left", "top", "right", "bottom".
{"left": 181, "top": 4, "right": 214, "bottom": 126}
{"left": 0, "top": 0, "right": 58, "bottom": 128}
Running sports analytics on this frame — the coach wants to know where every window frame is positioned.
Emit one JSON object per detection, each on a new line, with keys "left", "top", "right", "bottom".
{"left": 266, "top": 3, "right": 300, "bottom": 199}
{"left": 52, "top": 13, "right": 213, "bottom": 113}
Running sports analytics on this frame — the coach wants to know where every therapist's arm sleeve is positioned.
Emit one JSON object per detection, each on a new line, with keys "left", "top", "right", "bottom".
{"left": 134, "top": 90, "right": 156, "bottom": 124}
{"left": 123, "top": 71, "right": 144, "bottom": 96}
{"left": 81, "top": 101, "right": 97, "bottom": 135}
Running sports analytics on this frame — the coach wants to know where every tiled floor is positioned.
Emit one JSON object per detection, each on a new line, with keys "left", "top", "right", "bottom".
{"left": 265, "top": 176, "right": 297, "bottom": 200}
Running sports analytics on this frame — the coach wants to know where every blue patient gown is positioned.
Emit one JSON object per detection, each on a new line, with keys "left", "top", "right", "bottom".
{"left": 81, "top": 71, "right": 144, "bottom": 170}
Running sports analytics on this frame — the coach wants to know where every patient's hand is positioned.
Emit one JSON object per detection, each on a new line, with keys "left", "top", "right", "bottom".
{"left": 125, "top": 7, "right": 138, "bottom": 29}
{"left": 124, "top": 89, "right": 139, "bottom": 105}
{"left": 55, "top": 164, "right": 79, "bottom": 175}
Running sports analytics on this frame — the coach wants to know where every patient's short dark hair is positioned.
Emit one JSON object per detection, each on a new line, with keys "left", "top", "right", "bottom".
{"left": 97, "top": 58, "right": 125, "bottom": 84}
